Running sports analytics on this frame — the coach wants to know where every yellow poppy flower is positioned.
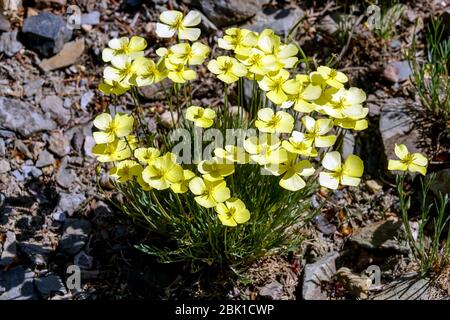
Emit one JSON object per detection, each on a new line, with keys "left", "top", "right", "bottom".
{"left": 103, "top": 54, "right": 142, "bottom": 87}
{"left": 110, "top": 160, "right": 143, "bottom": 183}
{"left": 198, "top": 157, "right": 235, "bottom": 181}
{"left": 168, "top": 42, "right": 210, "bottom": 66}
{"left": 134, "top": 147, "right": 160, "bottom": 165}
{"left": 214, "top": 145, "right": 249, "bottom": 164}
{"left": 274, "top": 43, "right": 299, "bottom": 69}
{"left": 267, "top": 154, "right": 315, "bottom": 191}
{"left": 218, "top": 28, "right": 257, "bottom": 56}
{"left": 186, "top": 106, "right": 216, "bottom": 128}
{"left": 188, "top": 177, "right": 231, "bottom": 208}
{"left": 101, "top": 36, "right": 146, "bottom": 62}
{"left": 98, "top": 79, "right": 129, "bottom": 96}
{"left": 388, "top": 144, "right": 428, "bottom": 176}
{"left": 301, "top": 116, "right": 336, "bottom": 148}
{"left": 93, "top": 113, "right": 134, "bottom": 144}
{"left": 257, "top": 29, "right": 280, "bottom": 55}
{"left": 165, "top": 59, "right": 197, "bottom": 83}
{"left": 237, "top": 48, "right": 277, "bottom": 76}
{"left": 258, "top": 69, "right": 290, "bottom": 104}
{"left": 319, "top": 152, "right": 364, "bottom": 190}
{"left": 215, "top": 198, "right": 250, "bottom": 227}
{"left": 282, "top": 75, "right": 322, "bottom": 112}
{"left": 156, "top": 10, "right": 201, "bottom": 41}
{"left": 207, "top": 56, "right": 247, "bottom": 84}
{"left": 131, "top": 57, "right": 167, "bottom": 87}
{"left": 322, "top": 87, "right": 368, "bottom": 119}
{"left": 311, "top": 66, "right": 348, "bottom": 89}
{"left": 170, "top": 169, "right": 196, "bottom": 194}
{"left": 243, "top": 134, "right": 287, "bottom": 165}
{"left": 281, "top": 131, "right": 318, "bottom": 157}
{"left": 255, "top": 108, "right": 294, "bottom": 134}
{"left": 92, "top": 137, "right": 134, "bottom": 163}
{"left": 142, "top": 152, "right": 184, "bottom": 190}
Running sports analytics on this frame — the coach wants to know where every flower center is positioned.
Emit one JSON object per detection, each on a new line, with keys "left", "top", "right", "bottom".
{"left": 271, "top": 78, "right": 284, "bottom": 92}
{"left": 403, "top": 154, "right": 414, "bottom": 165}
{"left": 267, "top": 115, "right": 281, "bottom": 128}
{"left": 329, "top": 69, "right": 337, "bottom": 79}
{"left": 333, "top": 167, "right": 344, "bottom": 179}
{"left": 194, "top": 109, "right": 204, "bottom": 119}
{"left": 106, "top": 121, "right": 118, "bottom": 134}
{"left": 226, "top": 207, "right": 236, "bottom": 218}
{"left": 173, "top": 16, "right": 183, "bottom": 30}
{"left": 221, "top": 61, "right": 234, "bottom": 73}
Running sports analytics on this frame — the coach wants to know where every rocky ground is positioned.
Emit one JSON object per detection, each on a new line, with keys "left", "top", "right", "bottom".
{"left": 0, "top": 0, "right": 449, "bottom": 300}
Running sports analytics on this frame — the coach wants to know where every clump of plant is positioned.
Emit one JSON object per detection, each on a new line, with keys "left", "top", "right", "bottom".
{"left": 91, "top": 10, "right": 370, "bottom": 272}
{"left": 407, "top": 18, "right": 450, "bottom": 121}
{"left": 388, "top": 144, "right": 449, "bottom": 276}
{"left": 370, "top": 2, "right": 405, "bottom": 40}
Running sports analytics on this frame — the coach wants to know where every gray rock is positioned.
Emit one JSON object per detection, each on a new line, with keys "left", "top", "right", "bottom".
{"left": 0, "top": 159, "right": 10, "bottom": 174}
{"left": 0, "top": 266, "right": 37, "bottom": 300}
{"left": 30, "top": 167, "right": 42, "bottom": 178}
{"left": 52, "top": 212, "right": 66, "bottom": 222}
{"left": 35, "top": 150, "right": 55, "bottom": 167}
{"left": 0, "top": 30, "right": 23, "bottom": 57}
{"left": 81, "top": 11, "right": 100, "bottom": 25}
{"left": 74, "top": 250, "right": 93, "bottom": 269}
{"left": 302, "top": 252, "right": 339, "bottom": 300}
{"left": 80, "top": 90, "right": 94, "bottom": 110}
{"left": 54, "top": 192, "right": 86, "bottom": 217}
{"left": 14, "top": 140, "right": 33, "bottom": 159}
{"left": 0, "top": 13, "right": 10, "bottom": 32}
{"left": 0, "top": 97, "right": 57, "bottom": 137}
{"left": 192, "top": 0, "right": 268, "bottom": 27}
{"left": 350, "top": 220, "right": 408, "bottom": 253}
{"left": 68, "top": 123, "right": 92, "bottom": 153}
{"left": 83, "top": 136, "right": 95, "bottom": 158}
{"left": 58, "top": 219, "right": 91, "bottom": 255}
{"left": 23, "top": 79, "right": 45, "bottom": 98}
{"left": 48, "top": 131, "right": 71, "bottom": 157}
{"left": 259, "top": 280, "right": 283, "bottom": 300}
{"left": 430, "top": 169, "right": 450, "bottom": 196}
{"left": 316, "top": 15, "right": 338, "bottom": 36}
{"left": 383, "top": 61, "right": 412, "bottom": 83}
{"left": 22, "top": 12, "right": 72, "bottom": 57}
{"left": 371, "top": 274, "right": 442, "bottom": 300}
{"left": 11, "top": 170, "right": 25, "bottom": 182}
{"left": 0, "top": 138, "right": 5, "bottom": 157}
{"left": 245, "top": 6, "right": 304, "bottom": 36}
{"left": 0, "top": 130, "right": 16, "bottom": 138}
{"left": 56, "top": 158, "right": 77, "bottom": 188}
{"left": 40, "top": 95, "right": 71, "bottom": 125}
{"left": 35, "top": 274, "right": 67, "bottom": 299}
{"left": 0, "top": 192, "right": 5, "bottom": 211}
{"left": 390, "top": 39, "right": 401, "bottom": 49}
{"left": 19, "top": 242, "right": 51, "bottom": 266}
{"left": 313, "top": 214, "right": 336, "bottom": 236}
{"left": 0, "top": 231, "right": 16, "bottom": 266}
